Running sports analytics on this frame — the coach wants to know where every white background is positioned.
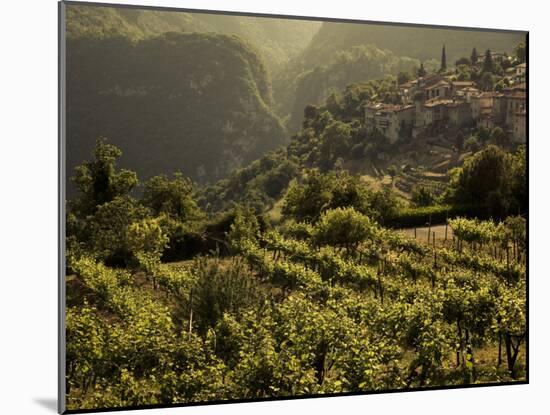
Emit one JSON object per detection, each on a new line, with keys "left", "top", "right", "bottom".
{"left": 0, "top": 0, "right": 546, "bottom": 413}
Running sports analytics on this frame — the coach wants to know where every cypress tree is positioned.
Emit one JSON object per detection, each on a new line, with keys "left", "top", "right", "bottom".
{"left": 440, "top": 45, "right": 447, "bottom": 72}
{"left": 471, "top": 47, "right": 478, "bottom": 65}
{"left": 417, "top": 62, "right": 427, "bottom": 77}
{"left": 483, "top": 49, "right": 494, "bottom": 73}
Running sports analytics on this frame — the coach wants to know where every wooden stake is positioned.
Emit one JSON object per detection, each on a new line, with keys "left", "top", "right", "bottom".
{"left": 427, "top": 214, "right": 432, "bottom": 243}
{"left": 188, "top": 289, "right": 194, "bottom": 340}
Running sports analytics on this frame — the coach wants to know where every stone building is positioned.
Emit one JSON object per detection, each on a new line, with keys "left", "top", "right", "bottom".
{"left": 364, "top": 103, "right": 415, "bottom": 144}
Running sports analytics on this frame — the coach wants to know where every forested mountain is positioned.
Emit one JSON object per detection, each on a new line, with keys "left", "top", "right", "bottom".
{"left": 300, "top": 22, "right": 525, "bottom": 68}
{"left": 65, "top": 4, "right": 325, "bottom": 191}
{"left": 283, "top": 45, "right": 419, "bottom": 131}
{"left": 66, "top": 4, "right": 321, "bottom": 72}
{"left": 67, "top": 31, "right": 286, "bottom": 188}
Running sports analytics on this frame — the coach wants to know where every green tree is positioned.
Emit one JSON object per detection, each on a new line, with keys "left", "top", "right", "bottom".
{"left": 88, "top": 195, "right": 151, "bottom": 264}
{"left": 226, "top": 206, "right": 260, "bottom": 253}
{"left": 440, "top": 45, "right": 447, "bottom": 72}
{"left": 455, "top": 131, "right": 465, "bottom": 151}
{"left": 313, "top": 207, "right": 376, "bottom": 252}
{"left": 479, "top": 72, "right": 494, "bottom": 91}
{"left": 192, "top": 258, "right": 261, "bottom": 335}
{"left": 455, "top": 57, "right": 470, "bottom": 67}
{"left": 482, "top": 49, "right": 494, "bottom": 73}
{"left": 329, "top": 172, "right": 371, "bottom": 214}
{"left": 127, "top": 217, "right": 169, "bottom": 259}
{"left": 341, "top": 83, "right": 377, "bottom": 116}
{"left": 367, "top": 187, "right": 401, "bottom": 223}
{"left": 417, "top": 62, "right": 427, "bottom": 78}
{"left": 510, "top": 145, "right": 527, "bottom": 214}
{"left": 455, "top": 65, "right": 472, "bottom": 81}
{"left": 490, "top": 127, "right": 509, "bottom": 147}
{"left": 387, "top": 165, "right": 398, "bottom": 186}
{"left": 282, "top": 171, "right": 336, "bottom": 223}
{"left": 325, "top": 92, "right": 343, "bottom": 116}
{"left": 445, "top": 145, "right": 512, "bottom": 217}
{"left": 142, "top": 173, "right": 203, "bottom": 222}
{"left": 464, "top": 135, "right": 480, "bottom": 152}
{"left": 477, "top": 127, "right": 491, "bottom": 144}
{"left": 282, "top": 171, "right": 372, "bottom": 223}
{"left": 72, "top": 138, "right": 138, "bottom": 216}
{"left": 471, "top": 47, "right": 478, "bottom": 65}
{"left": 411, "top": 185, "right": 436, "bottom": 207}
{"left": 319, "top": 121, "right": 352, "bottom": 170}
{"left": 397, "top": 71, "right": 412, "bottom": 85}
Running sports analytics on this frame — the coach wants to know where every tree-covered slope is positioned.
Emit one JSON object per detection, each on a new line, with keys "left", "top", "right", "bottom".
{"left": 301, "top": 22, "right": 525, "bottom": 68}
{"left": 66, "top": 4, "right": 206, "bottom": 40}
{"left": 66, "top": 4, "right": 321, "bottom": 73}
{"left": 67, "top": 31, "right": 286, "bottom": 189}
{"left": 285, "top": 45, "right": 419, "bottom": 131}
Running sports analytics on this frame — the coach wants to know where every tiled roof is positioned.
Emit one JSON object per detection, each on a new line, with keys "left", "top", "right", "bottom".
{"left": 451, "top": 81, "right": 475, "bottom": 87}
{"left": 425, "top": 80, "right": 450, "bottom": 90}
{"left": 474, "top": 92, "right": 500, "bottom": 98}
{"left": 365, "top": 102, "right": 413, "bottom": 113}
{"left": 424, "top": 98, "right": 454, "bottom": 108}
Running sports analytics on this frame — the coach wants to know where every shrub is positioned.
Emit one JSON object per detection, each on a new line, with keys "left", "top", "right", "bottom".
{"left": 313, "top": 207, "right": 376, "bottom": 250}
{"left": 192, "top": 257, "right": 262, "bottom": 334}
{"left": 411, "top": 185, "right": 436, "bottom": 207}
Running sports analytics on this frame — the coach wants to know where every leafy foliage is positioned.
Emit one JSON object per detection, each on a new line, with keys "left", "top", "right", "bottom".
{"left": 444, "top": 145, "right": 527, "bottom": 217}
{"left": 313, "top": 207, "right": 376, "bottom": 251}
{"left": 71, "top": 139, "right": 138, "bottom": 216}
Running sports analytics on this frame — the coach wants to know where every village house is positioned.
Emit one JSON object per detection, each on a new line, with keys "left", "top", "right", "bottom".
{"left": 424, "top": 80, "right": 452, "bottom": 100}
{"left": 470, "top": 92, "right": 495, "bottom": 120}
{"left": 467, "top": 88, "right": 525, "bottom": 140}
{"left": 399, "top": 73, "right": 444, "bottom": 104}
{"left": 450, "top": 81, "right": 476, "bottom": 96}
{"left": 504, "top": 91, "right": 527, "bottom": 142}
{"left": 456, "top": 86, "right": 480, "bottom": 102}
{"left": 488, "top": 98, "right": 503, "bottom": 129}
{"left": 505, "top": 92, "right": 526, "bottom": 125}
{"left": 364, "top": 103, "right": 414, "bottom": 144}
{"left": 447, "top": 100, "right": 473, "bottom": 126}
{"left": 421, "top": 98, "right": 452, "bottom": 126}
{"left": 415, "top": 98, "right": 472, "bottom": 130}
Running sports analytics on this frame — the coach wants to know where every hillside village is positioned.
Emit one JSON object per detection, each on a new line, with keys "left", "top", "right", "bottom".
{"left": 63, "top": 6, "right": 528, "bottom": 410}
{"left": 364, "top": 47, "right": 527, "bottom": 144}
